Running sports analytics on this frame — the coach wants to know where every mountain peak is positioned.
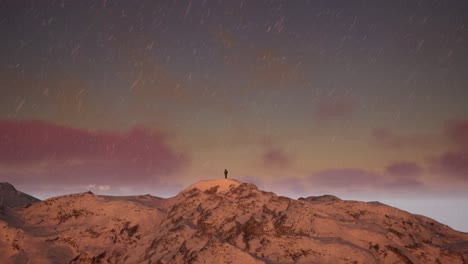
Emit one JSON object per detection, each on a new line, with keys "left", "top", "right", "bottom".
{"left": 182, "top": 178, "right": 243, "bottom": 193}
{"left": 0, "top": 182, "right": 40, "bottom": 208}
{"left": 0, "top": 182, "right": 15, "bottom": 191}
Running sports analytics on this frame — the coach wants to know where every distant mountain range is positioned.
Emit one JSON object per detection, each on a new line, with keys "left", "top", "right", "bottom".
{"left": 0, "top": 179, "right": 467, "bottom": 263}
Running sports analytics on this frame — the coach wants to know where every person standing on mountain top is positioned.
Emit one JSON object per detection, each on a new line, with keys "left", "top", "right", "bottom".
{"left": 224, "top": 169, "right": 228, "bottom": 179}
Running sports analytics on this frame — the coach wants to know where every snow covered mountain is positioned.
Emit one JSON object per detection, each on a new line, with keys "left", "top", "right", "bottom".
{"left": 0, "top": 179, "right": 467, "bottom": 263}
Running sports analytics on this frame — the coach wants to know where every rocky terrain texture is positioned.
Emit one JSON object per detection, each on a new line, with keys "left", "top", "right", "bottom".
{"left": 0, "top": 179, "right": 467, "bottom": 263}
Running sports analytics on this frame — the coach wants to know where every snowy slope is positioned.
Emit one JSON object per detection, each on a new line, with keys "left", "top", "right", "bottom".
{"left": 183, "top": 179, "right": 242, "bottom": 193}
{"left": 0, "top": 179, "right": 467, "bottom": 263}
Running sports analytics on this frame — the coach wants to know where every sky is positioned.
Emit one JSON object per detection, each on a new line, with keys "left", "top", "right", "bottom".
{"left": 1, "top": 1, "right": 467, "bottom": 231}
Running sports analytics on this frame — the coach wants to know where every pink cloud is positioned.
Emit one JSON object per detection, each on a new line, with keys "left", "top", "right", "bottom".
{"left": 0, "top": 119, "right": 188, "bottom": 186}
{"left": 371, "top": 119, "right": 468, "bottom": 150}
{"left": 314, "top": 96, "right": 354, "bottom": 120}
{"left": 427, "top": 119, "right": 468, "bottom": 180}
{"left": 385, "top": 161, "right": 422, "bottom": 177}
{"left": 432, "top": 151, "right": 468, "bottom": 180}
{"left": 385, "top": 178, "right": 422, "bottom": 188}
{"left": 372, "top": 118, "right": 468, "bottom": 181}
{"left": 262, "top": 146, "right": 291, "bottom": 168}
{"left": 1, "top": 119, "right": 96, "bottom": 164}
{"left": 444, "top": 119, "right": 468, "bottom": 146}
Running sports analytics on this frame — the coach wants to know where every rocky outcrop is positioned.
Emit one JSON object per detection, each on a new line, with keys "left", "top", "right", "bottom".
{"left": 0, "top": 182, "right": 40, "bottom": 208}
{"left": 299, "top": 194, "right": 341, "bottom": 203}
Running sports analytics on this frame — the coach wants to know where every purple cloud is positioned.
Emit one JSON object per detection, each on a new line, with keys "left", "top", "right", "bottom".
{"left": 432, "top": 151, "right": 468, "bottom": 180}
{"left": 445, "top": 119, "right": 468, "bottom": 146}
{"left": 0, "top": 119, "right": 188, "bottom": 186}
{"left": 262, "top": 147, "right": 291, "bottom": 168}
{"left": 426, "top": 119, "right": 468, "bottom": 180}
{"left": 386, "top": 161, "right": 422, "bottom": 177}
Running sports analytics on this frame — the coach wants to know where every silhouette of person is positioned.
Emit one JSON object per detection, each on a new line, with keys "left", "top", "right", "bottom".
{"left": 224, "top": 169, "right": 228, "bottom": 179}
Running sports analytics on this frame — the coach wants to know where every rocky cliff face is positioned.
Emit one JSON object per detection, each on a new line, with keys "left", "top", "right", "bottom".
{"left": 0, "top": 182, "right": 40, "bottom": 208}
{"left": 0, "top": 179, "right": 467, "bottom": 263}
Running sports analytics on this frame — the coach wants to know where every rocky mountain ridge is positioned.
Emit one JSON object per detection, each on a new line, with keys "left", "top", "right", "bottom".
{"left": 0, "top": 179, "right": 467, "bottom": 263}
{"left": 0, "top": 182, "right": 40, "bottom": 209}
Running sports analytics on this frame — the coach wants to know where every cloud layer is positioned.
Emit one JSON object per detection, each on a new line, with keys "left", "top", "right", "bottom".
{"left": 433, "top": 120, "right": 468, "bottom": 179}
{"left": 385, "top": 162, "right": 422, "bottom": 177}
{"left": 445, "top": 119, "right": 468, "bottom": 146}
{"left": 0, "top": 120, "right": 187, "bottom": 187}
{"left": 262, "top": 146, "right": 291, "bottom": 168}
{"left": 372, "top": 119, "right": 468, "bottom": 182}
